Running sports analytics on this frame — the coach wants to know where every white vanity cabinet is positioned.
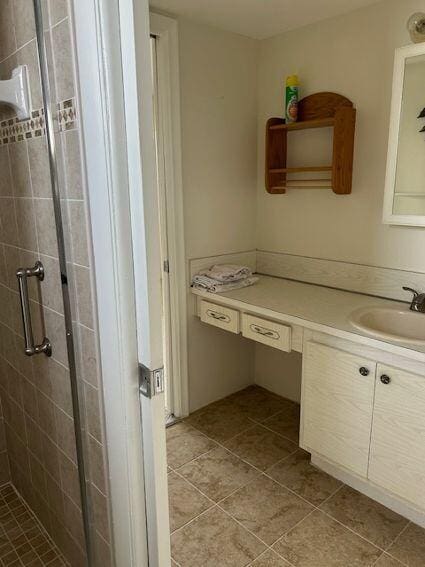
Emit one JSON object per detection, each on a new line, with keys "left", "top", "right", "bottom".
{"left": 301, "top": 342, "right": 376, "bottom": 477}
{"left": 301, "top": 341, "right": 425, "bottom": 515}
{"left": 369, "top": 364, "right": 425, "bottom": 510}
{"left": 193, "top": 279, "right": 425, "bottom": 523}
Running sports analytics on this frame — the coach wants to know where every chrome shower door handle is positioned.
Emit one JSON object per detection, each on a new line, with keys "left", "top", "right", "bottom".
{"left": 16, "top": 261, "right": 52, "bottom": 357}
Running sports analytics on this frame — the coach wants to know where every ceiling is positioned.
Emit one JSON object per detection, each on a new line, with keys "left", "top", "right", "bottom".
{"left": 149, "top": 0, "right": 382, "bottom": 40}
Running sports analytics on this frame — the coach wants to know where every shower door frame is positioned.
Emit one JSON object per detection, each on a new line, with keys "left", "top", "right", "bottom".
{"left": 72, "top": 0, "right": 168, "bottom": 565}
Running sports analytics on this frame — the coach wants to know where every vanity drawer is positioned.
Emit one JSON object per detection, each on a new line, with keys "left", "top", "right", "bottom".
{"left": 242, "top": 313, "right": 291, "bottom": 351}
{"left": 200, "top": 300, "right": 240, "bottom": 334}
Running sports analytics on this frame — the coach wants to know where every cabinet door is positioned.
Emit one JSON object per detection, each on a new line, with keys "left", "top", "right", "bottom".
{"left": 301, "top": 342, "right": 376, "bottom": 477}
{"left": 369, "top": 364, "right": 425, "bottom": 509}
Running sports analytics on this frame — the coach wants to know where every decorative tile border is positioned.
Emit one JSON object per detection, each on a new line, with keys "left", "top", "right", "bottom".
{"left": 58, "top": 98, "right": 77, "bottom": 132}
{"left": 0, "top": 109, "right": 45, "bottom": 145}
{"left": 0, "top": 98, "right": 77, "bottom": 145}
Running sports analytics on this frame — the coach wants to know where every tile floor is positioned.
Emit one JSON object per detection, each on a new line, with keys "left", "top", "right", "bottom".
{"left": 167, "top": 385, "right": 425, "bottom": 567}
{"left": 0, "top": 483, "right": 67, "bottom": 566}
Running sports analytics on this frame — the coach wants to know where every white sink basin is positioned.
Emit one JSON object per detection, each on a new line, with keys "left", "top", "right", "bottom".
{"left": 349, "top": 305, "right": 425, "bottom": 346}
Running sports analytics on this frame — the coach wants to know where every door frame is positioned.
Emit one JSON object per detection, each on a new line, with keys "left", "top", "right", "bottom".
{"left": 150, "top": 12, "right": 189, "bottom": 418}
{"left": 72, "top": 0, "right": 154, "bottom": 564}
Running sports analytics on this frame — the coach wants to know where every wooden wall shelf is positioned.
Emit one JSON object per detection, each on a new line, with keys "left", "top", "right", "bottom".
{"left": 269, "top": 117, "right": 335, "bottom": 131}
{"left": 265, "top": 92, "right": 356, "bottom": 194}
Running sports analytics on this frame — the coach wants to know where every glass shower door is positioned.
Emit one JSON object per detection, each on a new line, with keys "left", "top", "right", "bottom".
{"left": 0, "top": 1, "right": 112, "bottom": 565}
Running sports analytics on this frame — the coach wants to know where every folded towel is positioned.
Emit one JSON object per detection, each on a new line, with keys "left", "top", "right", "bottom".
{"left": 199, "top": 264, "right": 252, "bottom": 282}
{"left": 192, "top": 274, "right": 259, "bottom": 293}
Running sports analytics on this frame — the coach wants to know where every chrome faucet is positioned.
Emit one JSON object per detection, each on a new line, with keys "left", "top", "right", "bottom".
{"left": 403, "top": 287, "right": 425, "bottom": 313}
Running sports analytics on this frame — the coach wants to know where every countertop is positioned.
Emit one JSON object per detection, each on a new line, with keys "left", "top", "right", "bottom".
{"left": 192, "top": 275, "right": 425, "bottom": 361}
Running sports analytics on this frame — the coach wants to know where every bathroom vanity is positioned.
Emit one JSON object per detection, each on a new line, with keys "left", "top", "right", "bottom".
{"left": 192, "top": 275, "right": 425, "bottom": 527}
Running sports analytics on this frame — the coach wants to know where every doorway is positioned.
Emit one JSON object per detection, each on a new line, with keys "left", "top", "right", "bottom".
{"left": 150, "top": 15, "right": 188, "bottom": 422}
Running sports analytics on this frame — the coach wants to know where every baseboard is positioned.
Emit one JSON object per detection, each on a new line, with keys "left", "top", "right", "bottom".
{"left": 311, "top": 453, "right": 425, "bottom": 529}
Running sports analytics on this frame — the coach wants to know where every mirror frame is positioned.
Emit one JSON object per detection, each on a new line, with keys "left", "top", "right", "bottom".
{"left": 383, "top": 42, "right": 425, "bottom": 227}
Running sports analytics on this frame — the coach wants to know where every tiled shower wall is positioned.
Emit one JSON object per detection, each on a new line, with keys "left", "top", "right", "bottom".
{"left": 0, "top": 1, "right": 112, "bottom": 565}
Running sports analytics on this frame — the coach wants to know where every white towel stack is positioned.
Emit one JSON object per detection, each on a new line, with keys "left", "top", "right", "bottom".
{"left": 192, "top": 264, "right": 258, "bottom": 293}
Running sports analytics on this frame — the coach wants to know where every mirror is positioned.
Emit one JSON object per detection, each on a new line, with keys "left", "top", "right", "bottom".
{"left": 383, "top": 44, "right": 425, "bottom": 226}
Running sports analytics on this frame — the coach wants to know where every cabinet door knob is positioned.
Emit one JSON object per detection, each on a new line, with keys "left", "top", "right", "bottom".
{"left": 359, "top": 367, "right": 370, "bottom": 376}
{"left": 380, "top": 374, "right": 391, "bottom": 385}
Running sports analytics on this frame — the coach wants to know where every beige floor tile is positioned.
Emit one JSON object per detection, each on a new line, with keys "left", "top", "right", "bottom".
{"left": 267, "top": 450, "right": 342, "bottom": 506}
{"left": 375, "top": 554, "right": 405, "bottom": 566}
{"left": 172, "top": 388, "right": 414, "bottom": 567}
{"left": 273, "top": 509, "right": 382, "bottom": 566}
{"left": 179, "top": 446, "right": 260, "bottom": 502}
{"left": 166, "top": 422, "right": 217, "bottom": 469}
{"left": 262, "top": 403, "right": 300, "bottom": 443}
{"left": 251, "top": 548, "right": 292, "bottom": 566}
{"left": 221, "top": 475, "right": 313, "bottom": 545}
{"left": 320, "top": 486, "right": 409, "bottom": 549}
{"left": 171, "top": 506, "right": 266, "bottom": 567}
{"left": 386, "top": 523, "right": 425, "bottom": 567}
{"left": 168, "top": 472, "right": 212, "bottom": 532}
{"left": 185, "top": 399, "right": 254, "bottom": 442}
{"left": 228, "top": 386, "right": 292, "bottom": 422}
{"left": 224, "top": 425, "right": 297, "bottom": 471}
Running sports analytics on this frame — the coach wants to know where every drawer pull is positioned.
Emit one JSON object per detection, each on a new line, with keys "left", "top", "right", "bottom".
{"left": 250, "top": 324, "right": 280, "bottom": 340}
{"left": 207, "top": 309, "right": 230, "bottom": 323}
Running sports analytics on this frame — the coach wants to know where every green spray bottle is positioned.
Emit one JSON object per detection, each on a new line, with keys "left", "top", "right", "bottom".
{"left": 285, "top": 75, "right": 299, "bottom": 123}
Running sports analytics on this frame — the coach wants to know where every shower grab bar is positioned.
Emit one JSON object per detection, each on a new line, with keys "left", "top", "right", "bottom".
{"left": 16, "top": 261, "right": 52, "bottom": 357}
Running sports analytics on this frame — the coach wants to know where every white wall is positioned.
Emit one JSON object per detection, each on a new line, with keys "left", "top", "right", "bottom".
{"left": 179, "top": 18, "right": 258, "bottom": 259}
{"left": 255, "top": 346, "right": 302, "bottom": 402}
{"left": 177, "top": 18, "right": 259, "bottom": 411}
{"left": 256, "top": 0, "right": 425, "bottom": 273}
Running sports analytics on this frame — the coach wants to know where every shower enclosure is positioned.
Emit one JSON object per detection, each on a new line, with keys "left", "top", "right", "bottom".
{"left": 0, "top": 1, "right": 112, "bottom": 565}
